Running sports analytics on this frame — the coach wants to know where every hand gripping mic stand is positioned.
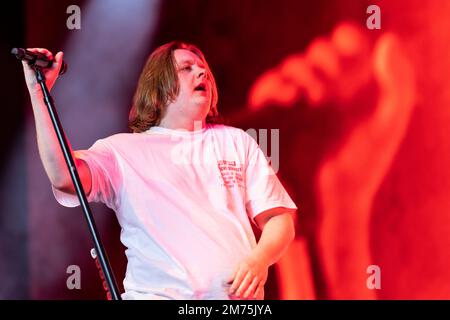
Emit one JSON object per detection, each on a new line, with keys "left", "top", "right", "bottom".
{"left": 32, "top": 65, "right": 121, "bottom": 300}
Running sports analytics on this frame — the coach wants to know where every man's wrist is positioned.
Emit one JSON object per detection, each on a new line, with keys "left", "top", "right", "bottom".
{"left": 250, "top": 247, "right": 272, "bottom": 268}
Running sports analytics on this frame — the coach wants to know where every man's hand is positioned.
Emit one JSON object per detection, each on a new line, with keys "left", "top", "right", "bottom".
{"left": 228, "top": 253, "right": 269, "bottom": 300}
{"left": 227, "top": 208, "right": 296, "bottom": 300}
{"left": 22, "top": 48, "right": 64, "bottom": 95}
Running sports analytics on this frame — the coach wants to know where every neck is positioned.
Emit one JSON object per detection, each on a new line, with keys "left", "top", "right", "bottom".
{"left": 159, "top": 117, "right": 205, "bottom": 131}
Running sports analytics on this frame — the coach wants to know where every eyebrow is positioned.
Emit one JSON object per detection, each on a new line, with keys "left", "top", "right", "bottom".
{"left": 177, "top": 59, "right": 205, "bottom": 67}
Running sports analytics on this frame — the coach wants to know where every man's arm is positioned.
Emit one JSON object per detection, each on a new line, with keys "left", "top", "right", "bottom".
{"left": 23, "top": 48, "right": 92, "bottom": 195}
{"left": 228, "top": 207, "right": 296, "bottom": 299}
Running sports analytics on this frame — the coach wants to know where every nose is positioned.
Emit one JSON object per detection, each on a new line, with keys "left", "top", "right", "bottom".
{"left": 197, "top": 66, "right": 207, "bottom": 80}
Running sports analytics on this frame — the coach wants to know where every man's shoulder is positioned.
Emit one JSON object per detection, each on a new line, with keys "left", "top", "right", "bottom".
{"left": 94, "top": 132, "right": 142, "bottom": 149}
{"left": 98, "top": 132, "right": 131, "bottom": 141}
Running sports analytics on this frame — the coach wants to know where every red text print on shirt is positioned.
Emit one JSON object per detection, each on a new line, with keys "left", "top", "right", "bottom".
{"left": 217, "top": 160, "right": 244, "bottom": 188}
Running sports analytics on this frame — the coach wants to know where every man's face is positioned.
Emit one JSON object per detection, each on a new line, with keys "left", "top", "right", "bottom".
{"left": 169, "top": 49, "right": 213, "bottom": 123}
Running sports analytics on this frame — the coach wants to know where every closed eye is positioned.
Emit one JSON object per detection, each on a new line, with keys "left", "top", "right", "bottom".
{"left": 179, "top": 65, "right": 192, "bottom": 72}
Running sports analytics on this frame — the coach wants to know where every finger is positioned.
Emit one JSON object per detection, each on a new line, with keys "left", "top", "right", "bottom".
{"left": 331, "top": 22, "right": 368, "bottom": 58}
{"left": 242, "top": 277, "right": 259, "bottom": 299}
{"left": 247, "top": 69, "right": 278, "bottom": 109}
{"left": 247, "top": 69, "right": 298, "bottom": 110}
{"left": 227, "top": 266, "right": 238, "bottom": 285}
{"left": 229, "top": 267, "right": 246, "bottom": 294}
{"left": 35, "top": 48, "right": 53, "bottom": 60}
{"left": 26, "top": 48, "right": 41, "bottom": 53}
{"left": 279, "top": 55, "right": 324, "bottom": 105}
{"left": 234, "top": 272, "right": 253, "bottom": 298}
{"left": 54, "top": 51, "right": 63, "bottom": 62}
{"left": 253, "top": 283, "right": 264, "bottom": 300}
{"left": 27, "top": 48, "right": 53, "bottom": 60}
{"left": 53, "top": 51, "right": 64, "bottom": 71}
{"left": 306, "top": 37, "right": 340, "bottom": 80}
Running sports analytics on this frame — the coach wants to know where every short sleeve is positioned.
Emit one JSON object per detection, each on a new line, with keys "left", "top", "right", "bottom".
{"left": 52, "top": 139, "right": 122, "bottom": 210}
{"left": 244, "top": 132, "right": 297, "bottom": 221}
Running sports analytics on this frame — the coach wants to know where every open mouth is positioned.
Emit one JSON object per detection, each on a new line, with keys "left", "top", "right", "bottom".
{"left": 194, "top": 83, "right": 206, "bottom": 91}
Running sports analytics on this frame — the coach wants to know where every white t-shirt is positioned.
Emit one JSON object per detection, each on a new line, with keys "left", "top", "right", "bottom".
{"left": 53, "top": 124, "right": 297, "bottom": 299}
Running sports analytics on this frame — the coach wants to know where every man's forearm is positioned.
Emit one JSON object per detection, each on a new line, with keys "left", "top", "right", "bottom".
{"left": 251, "top": 212, "right": 296, "bottom": 267}
{"left": 30, "top": 90, "right": 74, "bottom": 188}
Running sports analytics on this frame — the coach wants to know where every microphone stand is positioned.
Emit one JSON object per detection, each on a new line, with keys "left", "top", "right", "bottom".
{"left": 33, "top": 65, "right": 121, "bottom": 300}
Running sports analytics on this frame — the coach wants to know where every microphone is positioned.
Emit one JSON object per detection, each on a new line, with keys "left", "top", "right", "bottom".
{"left": 11, "top": 47, "right": 67, "bottom": 75}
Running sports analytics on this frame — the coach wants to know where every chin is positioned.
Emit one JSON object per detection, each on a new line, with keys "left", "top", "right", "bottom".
{"left": 194, "top": 101, "right": 211, "bottom": 112}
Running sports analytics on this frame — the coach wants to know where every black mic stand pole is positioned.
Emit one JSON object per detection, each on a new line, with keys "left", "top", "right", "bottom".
{"left": 33, "top": 65, "right": 121, "bottom": 300}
